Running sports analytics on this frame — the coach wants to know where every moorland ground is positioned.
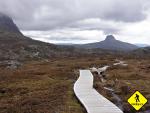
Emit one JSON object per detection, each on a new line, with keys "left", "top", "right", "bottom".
{"left": 0, "top": 56, "right": 150, "bottom": 113}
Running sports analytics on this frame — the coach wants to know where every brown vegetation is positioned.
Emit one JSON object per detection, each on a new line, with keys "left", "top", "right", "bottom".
{"left": 94, "top": 59, "right": 150, "bottom": 113}
{"left": 0, "top": 57, "right": 150, "bottom": 113}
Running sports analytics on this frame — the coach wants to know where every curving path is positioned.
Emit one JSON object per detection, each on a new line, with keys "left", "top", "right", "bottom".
{"left": 74, "top": 70, "right": 123, "bottom": 113}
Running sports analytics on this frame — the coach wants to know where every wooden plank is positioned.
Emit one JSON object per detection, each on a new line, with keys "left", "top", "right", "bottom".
{"left": 74, "top": 70, "right": 123, "bottom": 113}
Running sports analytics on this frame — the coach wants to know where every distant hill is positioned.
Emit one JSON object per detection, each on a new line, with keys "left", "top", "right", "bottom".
{"left": 75, "top": 35, "right": 138, "bottom": 51}
{"left": 132, "top": 47, "right": 150, "bottom": 58}
{"left": 0, "top": 13, "right": 149, "bottom": 68}
{"left": 135, "top": 43, "right": 150, "bottom": 47}
{"left": 0, "top": 13, "right": 112, "bottom": 68}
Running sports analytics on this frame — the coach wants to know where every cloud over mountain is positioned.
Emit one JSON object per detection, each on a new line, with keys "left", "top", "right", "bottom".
{"left": 0, "top": 0, "right": 150, "bottom": 44}
{"left": 0, "top": 0, "right": 148, "bottom": 31}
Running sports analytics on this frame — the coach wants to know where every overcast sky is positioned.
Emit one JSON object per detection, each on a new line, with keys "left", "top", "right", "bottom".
{"left": 0, "top": 0, "right": 150, "bottom": 44}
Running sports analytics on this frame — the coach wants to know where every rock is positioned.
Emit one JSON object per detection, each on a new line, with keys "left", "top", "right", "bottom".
{"left": 6, "top": 60, "right": 22, "bottom": 69}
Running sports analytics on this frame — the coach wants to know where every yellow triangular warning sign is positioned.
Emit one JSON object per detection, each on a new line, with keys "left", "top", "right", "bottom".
{"left": 128, "top": 91, "right": 148, "bottom": 111}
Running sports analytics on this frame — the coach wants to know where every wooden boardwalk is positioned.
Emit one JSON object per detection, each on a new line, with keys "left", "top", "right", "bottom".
{"left": 74, "top": 70, "right": 123, "bottom": 113}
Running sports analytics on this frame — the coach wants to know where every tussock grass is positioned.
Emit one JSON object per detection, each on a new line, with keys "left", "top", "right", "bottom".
{"left": 0, "top": 57, "right": 150, "bottom": 113}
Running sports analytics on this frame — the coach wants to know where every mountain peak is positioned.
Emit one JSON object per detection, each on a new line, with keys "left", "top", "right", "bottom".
{"left": 0, "top": 12, "right": 21, "bottom": 34}
{"left": 0, "top": 12, "right": 9, "bottom": 17}
{"left": 105, "top": 35, "right": 116, "bottom": 41}
{"left": 81, "top": 35, "right": 138, "bottom": 51}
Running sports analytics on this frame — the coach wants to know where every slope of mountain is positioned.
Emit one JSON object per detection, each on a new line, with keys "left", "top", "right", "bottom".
{"left": 132, "top": 47, "right": 150, "bottom": 58}
{"left": 0, "top": 12, "right": 21, "bottom": 34}
{"left": 77, "top": 35, "right": 138, "bottom": 51}
{"left": 0, "top": 13, "right": 83, "bottom": 68}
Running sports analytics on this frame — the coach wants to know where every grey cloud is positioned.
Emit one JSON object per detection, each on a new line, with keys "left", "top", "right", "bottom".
{"left": 68, "top": 18, "right": 122, "bottom": 35}
{"left": 44, "top": 37, "right": 88, "bottom": 41}
{"left": 27, "top": 35, "right": 89, "bottom": 42}
{"left": 102, "top": 0, "right": 146, "bottom": 22}
{"left": 0, "top": 0, "right": 149, "bottom": 32}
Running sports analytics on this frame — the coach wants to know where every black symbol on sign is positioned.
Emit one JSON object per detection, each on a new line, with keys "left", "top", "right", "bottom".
{"left": 135, "top": 94, "right": 140, "bottom": 102}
